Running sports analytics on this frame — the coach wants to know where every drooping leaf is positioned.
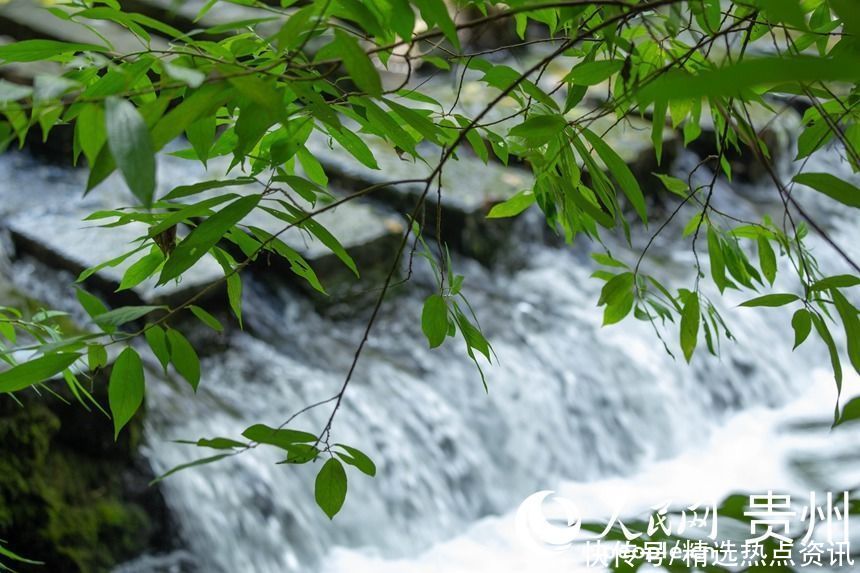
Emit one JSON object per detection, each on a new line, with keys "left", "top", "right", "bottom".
{"left": 145, "top": 325, "right": 170, "bottom": 372}
{"left": 105, "top": 97, "right": 157, "bottom": 206}
{"left": 108, "top": 347, "right": 145, "bottom": 439}
{"left": 791, "top": 309, "right": 812, "bottom": 349}
{"left": 332, "top": 30, "right": 382, "bottom": 97}
{"left": 680, "top": 292, "right": 700, "bottom": 363}
{"left": 315, "top": 458, "right": 348, "bottom": 519}
{"left": 582, "top": 128, "right": 648, "bottom": 224}
{"left": 421, "top": 294, "right": 448, "bottom": 348}
{"left": 166, "top": 329, "right": 200, "bottom": 391}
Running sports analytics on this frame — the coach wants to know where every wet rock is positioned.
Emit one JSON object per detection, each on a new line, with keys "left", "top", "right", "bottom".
{"left": 4, "top": 210, "right": 225, "bottom": 308}
{"left": 119, "top": 0, "right": 281, "bottom": 38}
{"left": 0, "top": 0, "right": 169, "bottom": 52}
{"left": 305, "top": 132, "right": 531, "bottom": 264}
{"left": 0, "top": 369, "right": 176, "bottom": 573}
{"left": 683, "top": 103, "right": 801, "bottom": 182}
{"left": 242, "top": 196, "right": 405, "bottom": 301}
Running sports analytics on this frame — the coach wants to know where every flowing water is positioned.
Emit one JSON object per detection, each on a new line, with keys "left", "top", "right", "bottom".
{"left": 1, "top": 124, "right": 859, "bottom": 572}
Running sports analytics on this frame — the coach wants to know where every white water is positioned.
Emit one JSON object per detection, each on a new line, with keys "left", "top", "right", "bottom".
{"left": 2, "top": 129, "right": 859, "bottom": 573}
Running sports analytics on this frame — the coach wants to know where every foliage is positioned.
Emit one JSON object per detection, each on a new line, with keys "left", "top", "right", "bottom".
{"left": 0, "top": 0, "right": 859, "bottom": 528}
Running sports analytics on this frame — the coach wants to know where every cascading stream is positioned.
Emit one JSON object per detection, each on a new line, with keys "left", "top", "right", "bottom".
{"left": 1, "top": 130, "right": 857, "bottom": 572}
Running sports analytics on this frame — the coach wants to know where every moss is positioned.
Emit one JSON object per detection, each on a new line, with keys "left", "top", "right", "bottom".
{"left": 0, "top": 391, "right": 169, "bottom": 572}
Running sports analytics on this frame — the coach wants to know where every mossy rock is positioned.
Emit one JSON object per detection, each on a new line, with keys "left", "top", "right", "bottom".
{"left": 0, "top": 383, "right": 173, "bottom": 572}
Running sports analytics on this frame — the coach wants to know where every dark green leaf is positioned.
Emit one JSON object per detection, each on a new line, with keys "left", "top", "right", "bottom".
{"left": 166, "top": 329, "right": 200, "bottom": 391}
{"left": 794, "top": 173, "right": 860, "bottom": 209}
{"left": 582, "top": 128, "right": 648, "bottom": 224}
{"left": 487, "top": 190, "right": 535, "bottom": 219}
{"left": 335, "top": 444, "right": 376, "bottom": 477}
{"left": 150, "top": 454, "right": 232, "bottom": 485}
{"left": 680, "top": 293, "right": 700, "bottom": 363}
{"left": 739, "top": 294, "right": 799, "bottom": 307}
{"left": 810, "top": 275, "right": 860, "bottom": 291}
{"left": 106, "top": 97, "right": 156, "bottom": 207}
{"left": 109, "top": 347, "right": 145, "bottom": 439}
{"left": 421, "top": 294, "right": 448, "bottom": 348}
{"left": 333, "top": 30, "right": 381, "bottom": 97}
{"left": 189, "top": 305, "right": 224, "bottom": 332}
{"left": 792, "top": 308, "right": 812, "bottom": 349}
{"left": 159, "top": 194, "right": 260, "bottom": 284}
{"left": 0, "top": 39, "right": 109, "bottom": 62}
{"left": 145, "top": 325, "right": 170, "bottom": 372}
{"left": 0, "top": 353, "right": 80, "bottom": 393}
{"left": 242, "top": 423, "right": 317, "bottom": 447}
{"left": 315, "top": 458, "right": 348, "bottom": 519}
{"left": 94, "top": 305, "right": 163, "bottom": 328}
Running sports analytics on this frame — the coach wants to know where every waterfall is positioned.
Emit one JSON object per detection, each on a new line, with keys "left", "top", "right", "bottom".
{"left": 2, "top": 130, "right": 858, "bottom": 572}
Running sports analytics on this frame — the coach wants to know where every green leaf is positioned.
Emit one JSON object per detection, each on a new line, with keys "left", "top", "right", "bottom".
{"left": 0, "top": 542, "right": 41, "bottom": 565}
{"left": 87, "top": 344, "right": 108, "bottom": 370}
{"left": 194, "top": 437, "right": 247, "bottom": 450}
{"left": 812, "top": 313, "right": 843, "bottom": 393}
{"left": 145, "top": 325, "right": 170, "bottom": 372}
{"left": 159, "top": 194, "right": 260, "bottom": 284}
{"left": 834, "top": 396, "right": 860, "bottom": 428}
{"left": 189, "top": 305, "right": 224, "bottom": 332}
{"left": 94, "top": 305, "right": 163, "bottom": 328}
{"left": 638, "top": 55, "right": 860, "bottom": 103}
{"left": 654, "top": 173, "right": 689, "bottom": 198}
{"left": 150, "top": 454, "right": 232, "bottom": 485}
{"left": 334, "top": 444, "right": 376, "bottom": 477}
{"left": 109, "top": 347, "right": 145, "bottom": 439}
{"left": 280, "top": 443, "right": 320, "bottom": 464}
{"left": 680, "top": 293, "right": 700, "bottom": 363}
{"left": 707, "top": 228, "right": 728, "bottom": 293}
{"left": 582, "top": 128, "right": 648, "bottom": 224}
{"left": 242, "top": 424, "right": 317, "bottom": 448}
{"left": 757, "top": 237, "right": 777, "bottom": 285}
{"left": 315, "top": 458, "right": 348, "bottom": 519}
{"left": 810, "top": 275, "right": 860, "bottom": 291}
{"left": 421, "top": 294, "right": 448, "bottom": 348}
{"left": 792, "top": 309, "right": 812, "bottom": 349}
{"left": 333, "top": 30, "right": 382, "bottom": 97}
{"left": 487, "top": 190, "right": 535, "bottom": 219}
{"left": 739, "top": 294, "right": 799, "bottom": 307}
{"left": 793, "top": 173, "right": 860, "bottom": 209}
{"left": 0, "top": 39, "right": 109, "bottom": 62}
{"left": 0, "top": 353, "right": 80, "bottom": 393}
{"left": 118, "top": 251, "right": 163, "bottom": 291}
{"left": 163, "top": 62, "right": 206, "bottom": 88}
{"left": 564, "top": 60, "right": 623, "bottom": 86}
{"left": 509, "top": 114, "right": 567, "bottom": 145}
{"left": 413, "top": 0, "right": 459, "bottom": 49}
{"left": 105, "top": 97, "right": 157, "bottom": 207}
{"left": 163, "top": 178, "right": 255, "bottom": 201}
{"left": 166, "top": 329, "right": 200, "bottom": 391}
{"left": 76, "top": 288, "right": 110, "bottom": 326}
{"left": 754, "top": 0, "right": 806, "bottom": 28}
{"left": 833, "top": 291, "right": 860, "bottom": 375}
